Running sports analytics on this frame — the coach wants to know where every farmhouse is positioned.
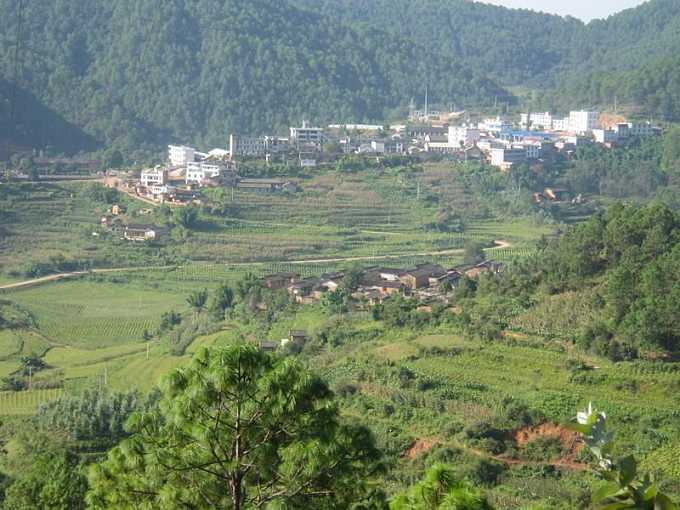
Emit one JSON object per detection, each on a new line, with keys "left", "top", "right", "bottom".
{"left": 123, "top": 224, "right": 162, "bottom": 242}
{"left": 287, "top": 278, "right": 321, "bottom": 301}
{"left": 361, "top": 270, "right": 408, "bottom": 297}
{"left": 263, "top": 273, "right": 299, "bottom": 290}
{"left": 399, "top": 263, "right": 446, "bottom": 289}
{"left": 432, "top": 269, "right": 463, "bottom": 287}
{"left": 167, "top": 188, "right": 203, "bottom": 204}
{"left": 543, "top": 188, "right": 569, "bottom": 202}
{"left": 464, "top": 261, "right": 505, "bottom": 279}
{"left": 258, "top": 340, "right": 279, "bottom": 352}
{"left": 288, "top": 330, "right": 309, "bottom": 345}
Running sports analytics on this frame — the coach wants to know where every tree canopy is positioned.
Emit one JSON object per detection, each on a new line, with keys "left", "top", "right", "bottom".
{"left": 87, "top": 344, "right": 384, "bottom": 509}
{"left": 0, "top": 0, "right": 506, "bottom": 154}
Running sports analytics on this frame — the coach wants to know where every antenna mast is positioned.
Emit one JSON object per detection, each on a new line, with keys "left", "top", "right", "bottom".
{"left": 425, "top": 86, "right": 429, "bottom": 119}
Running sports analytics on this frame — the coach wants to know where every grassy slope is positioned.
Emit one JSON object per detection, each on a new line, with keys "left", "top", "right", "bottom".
{"left": 8, "top": 281, "right": 187, "bottom": 349}
{"left": 0, "top": 166, "right": 552, "bottom": 275}
{"left": 0, "top": 280, "right": 678, "bottom": 506}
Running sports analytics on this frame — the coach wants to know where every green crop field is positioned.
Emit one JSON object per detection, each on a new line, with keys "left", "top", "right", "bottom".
{"left": 0, "top": 165, "right": 559, "bottom": 415}
{"left": 8, "top": 280, "right": 187, "bottom": 349}
{"left": 0, "top": 389, "right": 66, "bottom": 415}
{"left": 304, "top": 325, "right": 680, "bottom": 506}
{"left": 0, "top": 165, "right": 555, "bottom": 282}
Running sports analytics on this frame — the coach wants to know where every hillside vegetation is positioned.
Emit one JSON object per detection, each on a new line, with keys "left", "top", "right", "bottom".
{"left": 294, "top": 0, "right": 680, "bottom": 119}
{"left": 2, "top": 0, "right": 680, "bottom": 154}
{"left": 294, "top": 0, "right": 680, "bottom": 83}
{"left": 548, "top": 54, "right": 680, "bottom": 122}
{"left": 0, "top": 0, "right": 506, "bottom": 153}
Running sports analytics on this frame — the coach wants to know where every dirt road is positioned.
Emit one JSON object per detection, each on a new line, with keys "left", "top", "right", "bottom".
{"left": 0, "top": 266, "right": 176, "bottom": 292}
{"left": 0, "top": 240, "right": 513, "bottom": 292}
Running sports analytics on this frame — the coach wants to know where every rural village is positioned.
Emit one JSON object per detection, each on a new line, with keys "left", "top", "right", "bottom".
{"left": 96, "top": 106, "right": 662, "bottom": 243}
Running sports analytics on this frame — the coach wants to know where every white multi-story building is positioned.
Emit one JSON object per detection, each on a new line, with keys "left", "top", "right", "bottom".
{"left": 141, "top": 168, "right": 168, "bottom": 187}
{"left": 448, "top": 126, "right": 481, "bottom": 146}
{"left": 521, "top": 112, "right": 553, "bottom": 130}
{"left": 569, "top": 111, "right": 600, "bottom": 134}
{"left": 185, "top": 161, "right": 222, "bottom": 185}
{"left": 328, "top": 124, "right": 384, "bottom": 132}
{"left": 290, "top": 121, "right": 324, "bottom": 147}
{"left": 228, "top": 135, "right": 290, "bottom": 158}
{"left": 593, "top": 122, "right": 659, "bottom": 145}
{"left": 626, "top": 122, "right": 658, "bottom": 137}
{"left": 593, "top": 129, "right": 618, "bottom": 144}
{"left": 147, "top": 184, "right": 173, "bottom": 200}
{"left": 552, "top": 117, "right": 570, "bottom": 131}
{"left": 168, "top": 145, "right": 196, "bottom": 167}
{"left": 490, "top": 147, "right": 527, "bottom": 169}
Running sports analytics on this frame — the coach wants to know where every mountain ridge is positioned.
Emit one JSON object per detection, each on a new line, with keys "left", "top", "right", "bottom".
{"left": 0, "top": 0, "right": 508, "bottom": 154}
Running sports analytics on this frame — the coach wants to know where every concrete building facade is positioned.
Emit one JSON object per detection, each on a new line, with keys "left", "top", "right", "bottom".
{"left": 569, "top": 111, "right": 600, "bottom": 134}
{"left": 168, "top": 145, "right": 196, "bottom": 167}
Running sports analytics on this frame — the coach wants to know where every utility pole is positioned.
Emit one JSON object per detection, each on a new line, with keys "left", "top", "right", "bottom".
{"left": 146, "top": 342, "right": 150, "bottom": 360}
{"left": 104, "top": 367, "right": 108, "bottom": 387}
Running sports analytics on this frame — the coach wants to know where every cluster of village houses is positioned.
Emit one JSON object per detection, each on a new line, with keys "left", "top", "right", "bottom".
{"left": 255, "top": 259, "right": 505, "bottom": 350}
{"left": 252, "top": 260, "right": 504, "bottom": 351}
{"left": 415, "top": 109, "right": 660, "bottom": 170}
{"left": 119, "top": 109, "right": 661, "bottom": 205}
{"left": 107, "top": 109, "right": 660, "bottom": 241}
{"left": 253, "top": 259, "right": 505, "bottom": 350}
{"left": 262, "top": 260, "right": 504, "bottom": 307}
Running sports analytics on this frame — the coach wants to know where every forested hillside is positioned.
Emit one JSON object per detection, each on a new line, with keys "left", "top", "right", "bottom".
{"left": 291, "top": 0, "right": 583, "bottom": 84}
{"left": 0, "top": 79, "right": 98, "bottom": 154}
{"left": 0, "top": 0, "right": 506, "bottom": 153}
{"left": 293, "top": 0, "right": 680, "bottom": 85}
{"left": 547, "top": 54, "right": 680, "bottom": 122}
{"left": 2, "top": 0, "right": 680, "bottom": 154}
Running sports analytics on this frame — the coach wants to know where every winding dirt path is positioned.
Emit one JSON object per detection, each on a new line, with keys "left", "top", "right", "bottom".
{"left": 0, "top": 266, "right": 176, "bottom": 292}
{"left": 0, "top": 240, "right": 513, "bottom": 293}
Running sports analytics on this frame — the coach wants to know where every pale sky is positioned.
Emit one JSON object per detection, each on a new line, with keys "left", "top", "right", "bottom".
{"left": 478, "top": 0, "right": 649, "bottom": 21}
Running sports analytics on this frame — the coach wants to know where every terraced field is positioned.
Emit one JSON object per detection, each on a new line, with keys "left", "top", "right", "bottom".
{"left": 8, "top": 281, "right": 187, "bottom": 349}
{"left": 0, "top": 182, "right": 158, "bottom": 275}
{"left": 0, "top": 165, "right": 559, "bottom": 419}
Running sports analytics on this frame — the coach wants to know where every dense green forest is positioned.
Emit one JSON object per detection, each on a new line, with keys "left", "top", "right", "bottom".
{"left": 446, "top": 203, "right": 680, "bottom": 357}
{"left": 0, "top": 0, "right": 507, "bottom": 154}
{"left": 3, "top": 0, "right": 680, "bottom": 154}
{"left": 546, "top": 54, "right": 680, "bottom": 122}
{"left": 291, "top": 0, "right": 583, "bottom": 85}
{"left": 293, "top": 0, "right": 680, "bottom": 86}
{"left": 294, "top": 0, "right": 680, "bottom": 120}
